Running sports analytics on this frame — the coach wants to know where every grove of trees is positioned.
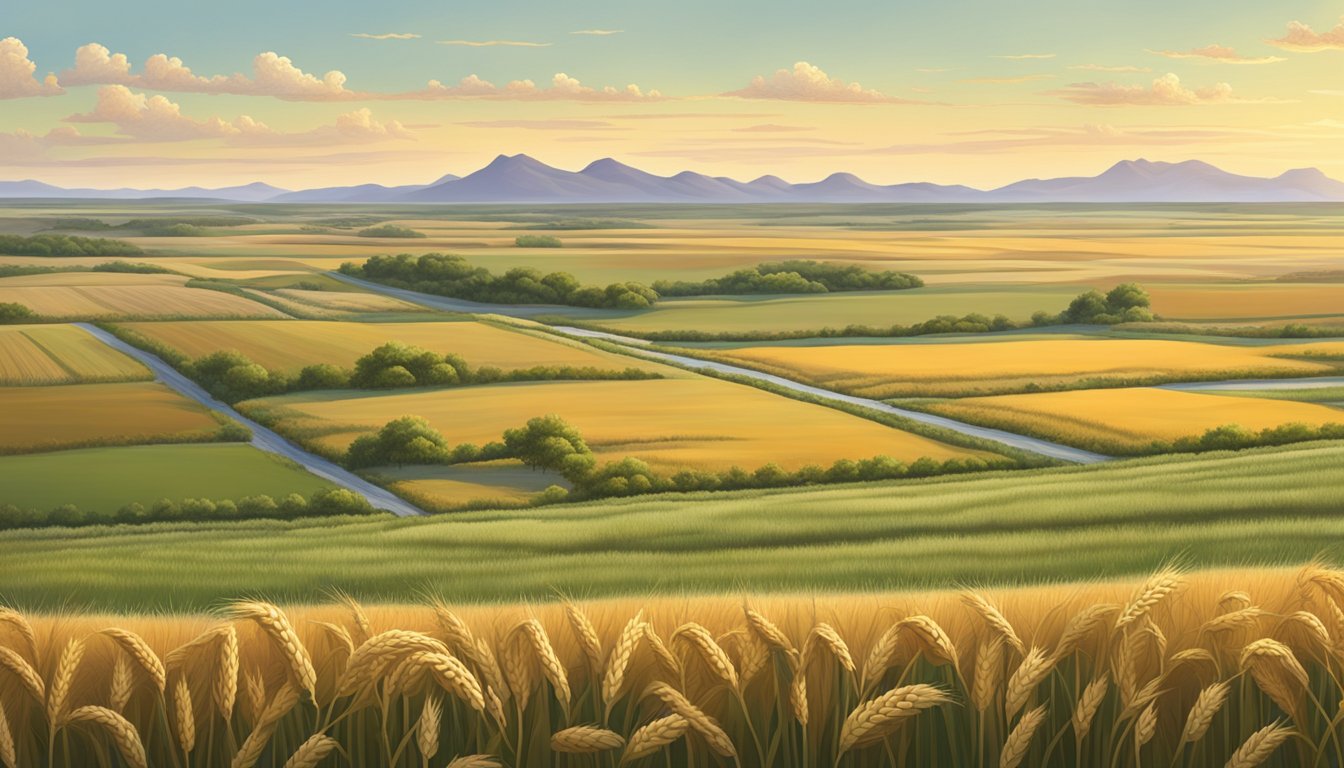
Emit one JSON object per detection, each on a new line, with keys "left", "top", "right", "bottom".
{"left": 0, "top": 487, "right": 377, "bottom": 531}
{"left": 0, "top": 234, "right": 142, "bottom": 257}
{"left": 654, "top": 260, "right": 923, "bottom": 296}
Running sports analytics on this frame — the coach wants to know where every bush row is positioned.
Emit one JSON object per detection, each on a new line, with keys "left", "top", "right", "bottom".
{"left": 0, "top": 233, "right": 142, "bottom": 257}
{"left": 1156, "top": 422, "right": 1344, "bottom": 456}
{"left": 0, "top": 488, "right": 379, "bottom": 530}
{"left": 653, "top": 260, "right": 923, "bottom": 296}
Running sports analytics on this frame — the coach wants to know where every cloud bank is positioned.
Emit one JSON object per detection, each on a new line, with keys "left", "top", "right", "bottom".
{"left": 1149, "top": 44, "right": 1285, "bottom": 64}
{"left": 724, "top": 61, "right": 920, "bottom": 104}
{"left": 1048, "top": 73, "right": 1236, "bottom": 106}
{"left": 1267, "top": 17, "right": 1344, "bottom": 52}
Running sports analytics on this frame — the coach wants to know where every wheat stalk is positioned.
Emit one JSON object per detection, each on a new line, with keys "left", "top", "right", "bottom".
{"left": 999, "top": 704, "right": 1047, "bottom": 768}
{"left": 418, "top": 695, "right": 442, "bottom": 760}
{"left": 642, "top": 624, "right": 683, "bottom": 680}
{"left": 620, "top": 715, "right": 689, "bottom": 764}
{"left": 552, "top": 725, "right": 625, "bottom": 753}
{"left": 601, "top": 611, "right": 645, "bottom": 716}
{"left": 227, "top": 601, "right": 317, "bottom": 698}
{"left": 1225, "top": 722, "right": 1296, "bottom": 768}
{"left": 445, "top": 755, "right": 502, "bottom": 768}
{"left": 1054, "top": 603, "right": 1119, "bottom": 660}
{"left": 838, "top": 683, "right": 951, "bottom": 754}
{"left": 0, "top": 702, "right": 16, "bottom": 768}
{"left": 1005, "top": 646, "right": 1055, "bottom": 719}
{"left": 745, "top": 607, "right": 794, "bottom": 652}
{"left": 173, "top": 678, "right": 196, "bottom": 754}
{"left": 335, "top": 630, "right": 449, "bottom": 696}
{"left": 897, "top": 615, "right": 959, "bottom": 671}
{"left": 0, "top": 646, "right": 44, "bottom": 702}
{"left": 1072, "top": 677, "right": 1108, "bottom": 742}
{"left": 962, "top": 592, "right": 1025, "bottom": 655}
{"left": 48, "top": 637, "right": 85, "bottom": 726}
{"left": 62, "top": 706, "right": 148, "bottom": 768}
{"left": 1116, "top": 567, "right": 1184, "bottom": 629}
{"left": 231, "top": 682, "right": 300, "bottom": 768}
{"left": 972, "top": 636, "right": 1006, "bottom": 712}
{"left": 515, "top": 619, "right": 570, "bottom": 713}
{"left": 0, "top": 607, "right": 37, "bottom": 662}
{"left": 1134, "top": 701, "right": 1157, "bottom": 750}
{"left": 1240, "top": 639, "right": 1308, "bottom": 721}
{"left": 564, "top": 603, "right": 604, "bottom": 672}
{"left": 646, "top": 682, "right": 737, "bottom": 758}
{"left": 1180, "top": 680, "right": 1230, "bottom": 744}
{"left": 673, "top": 623, "right": 739, "bottom": 691}
{"left": 100, "top": 628, "right": 166, "bottom": 693}
{"left": 281, "top": 734, "right": 338, "bottom": 768}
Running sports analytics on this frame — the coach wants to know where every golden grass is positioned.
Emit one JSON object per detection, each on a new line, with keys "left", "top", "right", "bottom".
{"left": 271, "top": 288, "right": 421, "bottom": 312}
{"left": 714, "top": 338, "right": 1339, "bottom": 398}
{"left": 1, "top": 565, "right": 1336, "bottom": 767}
{"left": 928, "top": 386, "right": 1344, "bottom": 452}
{"left": 118, "top": 320, "right": 667, "bottom": 374}
{"left": 247, "top": 378, "right": 985, "bottom": 471}
{"left": 0, "top": 324, "right": 148, "bottom": 385}
{"left": 0, "top": 381, "right": 229, "bottom": 453}
{"left": 1150, "top": 283, "right": 1344, "bottom": 320}
{"left": 0, "top": 281, "right": 286, "bottom": 319}
{"left": 374, "top": 460, "right": 565, "bottom": 511}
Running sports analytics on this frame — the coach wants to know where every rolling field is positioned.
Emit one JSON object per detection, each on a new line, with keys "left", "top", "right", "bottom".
{"left": 0, "top": 273, "right": 286, "bottom": 318}
{"left": 116, "top": 319, "right": 667, "bottom": 373}
{"left": 0, "top": 381, "right": 233, "bottom": 454}
{"left": 711, "top": 337, "right": 1344, "bottom": 398}
{"left": 0, "top": 440, "right": 1340, "bottom": 608}
{"left": 0, "top": 323, "right": 148, "bottom": 384}
{"left": 374, "top": 460, "right": 568, "bottom": 511}
{"left": 927, "top": 387, "right": 1344, "bottom": 453}
{"left": 272, "top": 287, "right": 422, "bottom": 312}
{"left": 0, "top": 443, "right": 334, "bottom": 512}
{"left": 1148, "top": 282, "right": 1344, "bottom": 321}
{"left": 241, "top": 378, "right": 987, "bottom": 472}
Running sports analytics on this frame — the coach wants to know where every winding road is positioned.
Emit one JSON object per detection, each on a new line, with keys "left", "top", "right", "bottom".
{"left": 75, "top": 323, "right": 428, "bottom": 517}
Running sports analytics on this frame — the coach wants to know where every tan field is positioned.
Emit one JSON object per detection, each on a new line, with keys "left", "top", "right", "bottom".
{"left": 0, "top": 273, "right": 286, "bottom": 319}
{"left": 928, "top": 386, "right": 1344, "bottom": 453}
{"left": 714, "top": 337, "right": 1342, "bottom": 398}
{"left": 374, "top": 460, "right": 567, "bottom": 511}
{"left": 271, "top": 288, "right": 421, "bottom": 312}
{"left": 243, "top": 378, "right": 986, "bottom": 471}
{"left": 0, "top": 323, "right": 149, "bottom": 384}
{"left": 1148, "top": 283, "right": 1344, "bottom": 321}
{"left": 0, "top": 381, "right": 230, "bottom": 453}
{"left": 117, "top": 319, "right": 668, "bottom": 373}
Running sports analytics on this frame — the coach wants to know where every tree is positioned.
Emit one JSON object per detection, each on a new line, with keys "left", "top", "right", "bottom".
{"left": 503, "top": 415, "right": 594, "bottom": 479}
{"left": 297, "top": 364, "right": 349, "bottom": 390}
{"left": 346, "top": 416, "right": 452, "bottom": 468}
{"left": 0, "top": 302, "right": 35, "bottom": 323}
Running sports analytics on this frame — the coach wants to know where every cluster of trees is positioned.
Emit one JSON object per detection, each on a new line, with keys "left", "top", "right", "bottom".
{"left": 1046, "top": 283, "right": 1154, "bottom": 325}
{"left": 358, "top": 224, "right": 426, "bottom": 238}
{"left": 0, "top": 234, "right": 142, "bottom": 257}
{"left": 49, "top": 216, "right": 255, "bottom": 231}
{"left": 1159, "top": 421, "right": 1344, "bottom": 456}
{"left": 0, "top": 488, "right": 377, "bottom": 531}
{"left": 654, "top": 260, "right": 924, "bottom": 297}
{"left": 514, "top": 235, "right": 562, "bottom": 248}
{"left": 343, "top": 253, "right": 659, "bottom": 309}
{"left": 91, "top": 261, "right": 171, "bottom": 274}
{"left": 0, "top": 302, "right": 35, "bottom": 323}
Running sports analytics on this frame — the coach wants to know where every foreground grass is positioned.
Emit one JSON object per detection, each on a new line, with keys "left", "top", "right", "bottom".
{"left": 3, "top": 441, "right": 1344, "bottom": 610}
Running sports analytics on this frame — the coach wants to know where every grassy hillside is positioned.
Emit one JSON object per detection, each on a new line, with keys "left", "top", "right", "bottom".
{"left": 3, "top": 440, "right": 1342, "bottom": 610}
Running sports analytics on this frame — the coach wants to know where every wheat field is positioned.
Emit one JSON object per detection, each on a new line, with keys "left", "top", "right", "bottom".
{"left": 0, "top": 565, "right": 1334, "bottom": 767}
{"left": 0, "top": 282, "right": 285, "bottom": 319}
{"left": 0, "top": 325, "right": 149, "bottom": 385}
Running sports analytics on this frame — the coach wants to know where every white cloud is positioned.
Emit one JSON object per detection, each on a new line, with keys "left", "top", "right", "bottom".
{"left": 404, "top": 72, "right": 662, "bottom": 101}
{"left": 1267, "top": 16, "right": 1344, "bottom": 52}
{"left": 0, "top": 37, "right": 62, "bottom": 99}
{"left": 724, "top": 61, "right": 920, "bottom": 104}
{"left": 571, "top": 29, "right": 623, "bottom": 36}
{"left": 351, "top": 32, "right": 420, "bottom": 40}
{"left": 1148, "top": 44, "right": 1285, "bottom": 64}
{"left": 995, "top": 53, "right": 1056, "bottom": 60}
{"left": 436, "top": 40, "right": 551, "bottom": 48}
{"left": 1048, "top": 73, "right": 1238, "bottom": 106}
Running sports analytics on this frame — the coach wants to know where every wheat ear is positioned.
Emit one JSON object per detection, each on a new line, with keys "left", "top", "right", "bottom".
{"left": 838, "top": 684, "right": 952, "bottom": 754}
{"left": 620, "top": 715, "right": 689, "bottom": 764}
{"left": 63, "top": 706, "right": 148, "bottom": 768}
{"left": 281, "top": 734, "right": 338, "bottom": 768}
{"left": 227, "top": 601, "right": 317, "bottom": 698}
{"left": 1226, "top": 722, "right": 1296, "bottom": 768}
{"left": 999, "top": 704, "right": 1048, "bottom": 768}
{"left": 552, "top": 725, "right": 626, "bottom": 753}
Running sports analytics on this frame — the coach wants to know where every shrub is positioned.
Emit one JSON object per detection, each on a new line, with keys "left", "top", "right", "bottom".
{"left": 0, "top": 233, "right": 141, "bottom": 257}
{"left": 297, "top": 363, "right": 349, "bottom": 390}
{"left": 346, "top": 416, "right": 453, "bottom": 468}
{"left": 358, "top": 224, "right": 426, "bottom": 239}
{"left": 0, "top": 302, "right": 36, "bottom": 323}
{"left": 514, "top": 234, "right": 562, "bottom": 248}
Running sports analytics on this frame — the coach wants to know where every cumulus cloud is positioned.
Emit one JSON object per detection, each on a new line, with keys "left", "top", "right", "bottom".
{"left": 61, "top": 44, "right": 359, "bottom": 100}
{"left": 724, "top": 61, "right": 921, "bottom": 104}
{"left": 436, "top": 40, "right": 551, "bottom": 47}
{"left": 0, "top": 37, "right": 62, "bottom": 99}
{"left": 404, "top": 72, "right": 662, "bottom": 101}
{"left": 1267, "top": 16, "right": 1344, "bottom": 52}
{"left": 1148, "top": 44, "right": 1285, "bottom": 64}
{"left": 1070, "top": 64, "right": 1151, "bottom": 73}
{"left": 1048, "top": 73, "right": 1237, "bottom": 106}
{"left": 351, "top": 32, "right": 420, "bottom": 40}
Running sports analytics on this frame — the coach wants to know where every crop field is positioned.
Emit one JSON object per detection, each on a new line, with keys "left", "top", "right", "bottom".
{"left": 272, "top": 287, "right": 423, "bottom": 312}
{"left": 1148, "top": 282, "right": 1344, "bottom": 321}
{"left": 0, "top": 381, "right": 232, "bottom": 454}
{"left": 242, "top": 378, "right": 987, "bottom": 471}
{"left": 0, "top": 323, "right": 148, "bottom": 384}
{"left": 711, "top": 337, "right": 1344, "bottom": 398}
{"left": 0, "top": 443, "right": 334, "bottom": 512}
{"left": 0, "top": 274, "right": 286, "bottom": 318}
{"left": 927, "top": 386, "right": 1344, "bottom": 453}
{"left": 116, "top": 319, "right": 667, "bottom": 373}
{"left": 373, "top": 460, "right": 568, "bottom": 511}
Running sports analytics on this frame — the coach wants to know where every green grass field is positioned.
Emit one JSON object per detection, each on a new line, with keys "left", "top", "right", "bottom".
{"left": 0, "top": 443, "right": 334, "bottom": 512}
{"left": 2, "top": 440, "right": 1341, "bottom": 610}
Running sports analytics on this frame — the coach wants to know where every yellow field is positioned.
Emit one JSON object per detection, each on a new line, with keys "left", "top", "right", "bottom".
{"left": 927, "top": 386, "right": 1344, "bottom": 452}
{"left": 272, "top": 288, "right": 421, "bottom": 312}
{"left": 244, "top": 378, "right": 985, "bottom": 471}
{"left": 375, "top": 460, "right": 567, "bottom": 511}
{"left": 1148, "top": 283, "right": 1344, "bottom": 321}
{"left": 0, "top": 324, "right": 148, "bottom": 384}
{"left": 0, "top": 381, "right": 229, "bottom": 453}
{"left": 0, "top": 275, "right": 286, "bottom": 319}
{"left": 714, "top": 337, "right": 1341, "bottom": 398}
{"left": 118, "top": 319, "right": 669, "bottom": 373}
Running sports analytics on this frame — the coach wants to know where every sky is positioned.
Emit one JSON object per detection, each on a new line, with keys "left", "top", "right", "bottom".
{"left": 1, "top": 0, "right": 1342, "bottom": 189}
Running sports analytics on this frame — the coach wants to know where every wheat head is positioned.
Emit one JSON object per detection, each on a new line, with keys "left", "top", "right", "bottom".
{"left": 418, "top": 695, "right": 442, "bottom": 760}
{"left": 646, "top": 682, "right": 737, "bottom": 758}
{"left": 551, "top": 725, "right": 626, "bottom": 753}
{"left": 516, "top": 619, "right": 570, "bottom": 713}
{"left": 620, "top": 715, "right": 689, "bottom": 764}
{"left": 1005, "top": 646, "right": 1055, "bottom": 719}
{"left": 0, "top": 701, "right": 16, "bottom": 768}
{"left": 0, "top": 646, "right": 44, "bottom": 702}
{"left": 1116, "top": 567, "right": 1184, "bottom": 629}
{"left": 336, "top": 630, "right": 449, "bottom": 696}
{"left": 99, "top": 628, "right": 165, "bottom": 693}
{"left": 227, "top": 601, "right": 316, "bottom": 699}
{"left": 0, "top": 607, "right": 37, "bottom": 663}
{"left": 999, "top": 704, "right": 1047, "bottom": 768}
{"left": 1226, "top": 722, "right": 1296, "bottom": 768}
{"left": 601, "top": 611, "right": 645, "bottom": 716}
{"left": 231, "top": 682, "right": 300, "bottom": 768}
{"left": 563, "top": 603, "right": 604, "bottom": 672}
{"left": 1134, "top": 701, "right": 1157, "bottom": 750}
{"left": 972, "top": 636, "right": 1006, "bottom": 712}
{"left": 962, "top": 592, "right": 1025, "bottom": 654}
{"left": 1072, "top": 676, "right": 1109, "bottom": 742}
{"left": 672, "top": 623, "right": 739, "bottom": 691}
{"left": 173, "top": 678, "right": 196, "bottom": 754}
{"left": 1180, "top": 680, "right": 1230, "bottom": 744}
{"left": 1054, "top": 603, "right": 1119, "bottom": 660}
{"left": 281, "top": 734, "right": 338, "bottom": 768}
{"left": 47, "top": 637, "right": 85, "bottom": 726}
{"left": 642, "top": 624, "right": 683, "bottom": 680}
{"left": 63, "top": 706, "right": 148, "bottom": 768}
{"left": 1240, "top": 639, "right": 1307, "bottom": 722}
{"left": 745, "top": 607, "right": 794, "bottom": 652}
{"left": 838, "top": 683, "right": 951, "bottom": 754}
{"left": 897, "top": 615, "right": 959, "bottom": 671}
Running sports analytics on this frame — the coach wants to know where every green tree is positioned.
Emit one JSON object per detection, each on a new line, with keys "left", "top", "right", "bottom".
{"left": 503, "top": 415, "right": 595, "bottom": 479}
{"left": 0, "top": 302, "right": 35, "bottom": 323}
{"left": 347, "top": 416, "right": 452, "bottom": 468}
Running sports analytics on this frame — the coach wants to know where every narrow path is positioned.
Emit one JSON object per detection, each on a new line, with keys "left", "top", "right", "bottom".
{"left": 1160, "top": 376, "right": 1344, "bottom": 392}
{"left": 329, "top": 273, "right": 1111, "bottom": 464}
{"left": 74, "top": 323, "right": 427, "bottom": 517}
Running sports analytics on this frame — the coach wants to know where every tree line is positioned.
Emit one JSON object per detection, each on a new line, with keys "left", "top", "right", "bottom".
{"left": 0, "top": 233, "right": 142, "bottom": 257}
{"left": 653, "top": 260, "right": 923, "bottom": 296}
{"left": 0, "top": 487, "right": 378, "bottom": 530}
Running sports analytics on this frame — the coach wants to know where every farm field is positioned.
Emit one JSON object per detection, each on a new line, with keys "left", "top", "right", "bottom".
{"left": 0, "top": 440, "right": 1340, "bottom": 608}
{"left": 0, "top": 381, "right": 233, "bottom": 454}
{"left": 0, "top": 271, "right": 286, "bottom": 318}
{"left": 927, "top": 386, "right": 1344, "bottom": 453}
{"left": 0, "top": 323, "right": 148, "bottom": 384}
{"left": 709, "top": 337, "right": 1344, "bottom": 398}
{"left": 116, "top": 318, "right": 667, "bottom": 373}
{"left": 241, "top": 378, "right": 988, "bottom": 472}
{"left": 0, "top": 443, "right": 335, "bottom": 512}
{"left": 372, "top": 460, "right": 568, "bottom": 512}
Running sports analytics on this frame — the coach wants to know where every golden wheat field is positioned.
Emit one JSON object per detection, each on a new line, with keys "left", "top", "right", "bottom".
{"left": 374, "top": 461, "right": 569, "bottom": 512}
{"left": 712, "top": 338, "right": 1342, "bottom": 399}
{"left": 0, "top": 565, "right": 1336, "bottom": 767}
{"left": 1147, "top": 284, "right": 1344, "bottom": 322}
{"left": 242, "top": 378, "right": 984, "bottom": 472}
{"left": 0, "top": 381, "right": 232, "bottom": 453}
{"left": 0, "top": 324, "right": 148, "bottom": 385}
{"left": 928, "top": 387, "right": 1344, "bottom": 453}
{"left": 272, "top": 289, "right": 422, "bottom": 313}
{"left": 117, "top": 320, "right": 667, "bottom": 374}
{"left": 0, "top": 280, "right": 286, "bottom": 319}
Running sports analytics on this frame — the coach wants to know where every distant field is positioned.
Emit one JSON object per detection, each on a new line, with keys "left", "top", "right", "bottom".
{"left": 0, "top": 273, "right": 286, "bottom": 318}
{"left": 712, "top": 337, "right": 1343, "bottom": 398}
{"left": 927, "top": 387, "right": 1344, "bottom": 453}
{"left": 0, "top": 323, "right": 148, "bottom": 384}
{"left": 1, "top": 441, "right": 1341, "bottom": 609}
{"left": 272, "top": 287, "right": 421, "bottom": 312}
{"left": 373, "top": 460, "right": 567, "bottom": 512}
{"left": 0, "top": 381, "right": 231, "bottom": 454}
{"left": 1149, "top": 282, "right": 1344, "bottom": 321}
{"left": 0, "top": 443, "right": 333, "bottom": 512}
{"left": 117, "top": 319, "right": 666, "bottom": 373}
{"left": 242, "top": 378, "right": 987, "bottom": 471}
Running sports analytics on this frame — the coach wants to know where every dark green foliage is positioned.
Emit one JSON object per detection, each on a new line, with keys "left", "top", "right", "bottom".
{"left": 0, "top": 487, "right": 377, "bottom": 531}
{"left": 654, "top": 259, "right": 924, "bottom": 296}
{"left": 0, "top": 233, "right": 141, "bottom": 257}
{"left": 1055, "top": 282, "right": 1154, "bottom": 325}
{"left": 358, "top": 224, "right": 426, "bottom": 238}
{"left": 514, "top": 234, "right": 562, "bottom": 248}
{"left": 503, "top": 415, "right": 596, "bottom": 480}
{"left": 343, "top": 253, "right": 658, "bottom": 309}
{"left": 1163, "top": 421, "right": 1344, "bottom": 455}
{"left": 0, "top": 302, "right": 35, "bottom": 323}
{"left": 187, "top": 350, "right": 288, "bottom": 403}
{"left": 346, "top": 416, "right": 453, "bottom": 468}
{"left": 90, "top": 261, "right": 172, "bottom": 274}
{"left": 296, "top": 363, "right": 349, "bottom": 390}
{"left": 351, "top": 342, "right": 468, "bottom": 388}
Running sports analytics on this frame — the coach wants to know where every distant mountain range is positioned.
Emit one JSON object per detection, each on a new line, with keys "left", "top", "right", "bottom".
{"left": 4, "top": 157, "right": 1344, "bottom": 204}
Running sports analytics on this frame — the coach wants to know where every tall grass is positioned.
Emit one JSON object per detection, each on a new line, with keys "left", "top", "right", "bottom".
{"left": 1, "top": 566, "right": 1337, "bottom": 766}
